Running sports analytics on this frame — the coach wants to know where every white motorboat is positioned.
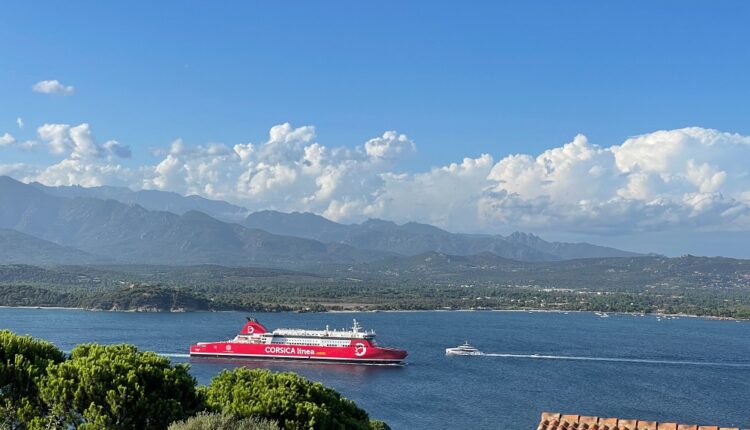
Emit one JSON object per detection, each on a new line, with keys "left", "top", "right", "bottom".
{"left": 445, "top": 341, "right": 483, "bottom": 356}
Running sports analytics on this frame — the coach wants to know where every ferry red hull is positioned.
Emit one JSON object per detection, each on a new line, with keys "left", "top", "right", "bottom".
{"left": 189, "top": 317, "right": 408, "bottom": 365}
{"left": 189, "top": 342, "right": 407, "bottom": 364}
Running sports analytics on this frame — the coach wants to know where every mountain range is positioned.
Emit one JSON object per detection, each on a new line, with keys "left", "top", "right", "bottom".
{"left": 0, "top": 228, "right": 106, "bottom": 265}
{"left": 0, "top": 176, "right": 386, "bottom": 266}
{"left": 242, "top": 211, "right": 640, "bottom": 260}
{"left": 29, "top": 181, "right": 248, "bottom": 221}
{"left": 0, "top": 175, "right": 641, "bottom": 267}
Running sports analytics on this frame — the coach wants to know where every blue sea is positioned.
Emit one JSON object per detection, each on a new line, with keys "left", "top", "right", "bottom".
{"left": 2, "top": 309, "right": 749, "bottom": 429}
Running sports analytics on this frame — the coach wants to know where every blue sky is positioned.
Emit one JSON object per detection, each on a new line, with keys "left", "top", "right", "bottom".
{"left": 2, "top": 2, "right": 750, "bottom": 256}
{"left": 3, "top": 2, "right": 749, "bottom": 167}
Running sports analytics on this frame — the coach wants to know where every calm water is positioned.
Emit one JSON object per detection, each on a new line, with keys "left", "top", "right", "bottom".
{"left": 2, "top": 309, "right": 749, "bottom": 429}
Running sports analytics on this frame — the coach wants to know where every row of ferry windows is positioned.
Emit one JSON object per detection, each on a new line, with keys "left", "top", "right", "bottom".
{"left": 277, "top": 338, "right": 351, "bottom": 347}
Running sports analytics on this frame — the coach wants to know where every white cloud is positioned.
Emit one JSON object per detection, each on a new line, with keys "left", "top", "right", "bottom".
{"left": 36, "top": 123, "right": 130, "bottom": 159}
{"left": 141, "top": 123, "right": 407, "bottom": 211}
{"left": 480, "top": 127, "right": 750, "bottom": 233}
{"left": 16, "top": 118, "right": 24, "bottom": 129}
{"left": 103, "top": 140, "right": 132, "bottom": 158}
{"left": 0, "top": 163, "right": 34, "bottom": 177}
{"left": 0, "top": 131, "right": 40, "bottom": 151}
{"left": 364, "top": 131, "right": 416, "bottom": 160}
{"left": 32, "top": 79, "right": 75, "bottom": 95}
{"left": 3, "top": 123, "right": 750, "bottom": 236}
{"left": 0, "top": 133, "right": 15, "bottom": 147}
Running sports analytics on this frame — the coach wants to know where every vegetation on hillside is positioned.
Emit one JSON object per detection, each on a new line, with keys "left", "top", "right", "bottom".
{"left": 1, "top": 254, "right": 750, "bottom": 318}
{"left": 205, "top": 368, "right": 375, "bottom": 430}
{"left": 168, "top": 412, "right": 280, "bottom": 430}
{"left": 0, "top": 331, "right": 65, "bottom": 428}
{"left": 39, "top": 343, "right": 202, "bottom": 429}
{"left": 0, "top": 331, "right": 387, "bottom": 430}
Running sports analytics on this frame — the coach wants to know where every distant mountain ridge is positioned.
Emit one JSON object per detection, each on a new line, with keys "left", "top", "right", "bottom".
{"left": 0, "top": 176, "right": 388, "bottom": 266}
{"left": 30, "top": 182, "right": 248, "bottom": 221}
{"left": 243, "top": 210, "right": 641, "bottom": 261}
{"left": 0, "top": 228, "right": 106, "bottom": 265}
{"left": 1, "top": 176, "right": 641, "bottom": 266}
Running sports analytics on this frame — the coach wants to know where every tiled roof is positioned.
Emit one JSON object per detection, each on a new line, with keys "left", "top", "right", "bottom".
{"left": 537, "top": 412, "right": 746, "bottom": 430}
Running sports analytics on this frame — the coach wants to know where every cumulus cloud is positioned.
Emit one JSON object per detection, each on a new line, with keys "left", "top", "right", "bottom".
{"left": 32, "top": 79, "right": 75, "bottom": 95}
{"left": 16, "top": 118, "right": 24, "bottom": 129}
{"left": 364, "top": 131, "right": 416, "bottom": 160}
{"left": 103, "top": 140, "right": 132, "bottom": 158}
{"left": 0, "top": 122, "right": 133, "bottom": 187}
{"left": 36, "top": 123, "right": 131, "bottom": 159}
{"left": 480, "top": 127, "right": 750, "bottom": 233}
{"left": 0, "top": 133, "right": 15, "bottom": 147}
{"left": 0, "top": 131, "right": 40, "bottom": 151}
{"left": 140, "top": 124, "right": 414, "bottom": 213}
{"left": 3, "top": 123, "right": 750, "bottom": 235}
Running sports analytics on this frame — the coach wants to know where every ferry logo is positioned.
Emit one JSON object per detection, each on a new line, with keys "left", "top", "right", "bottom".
{"left": 264, "top": 346, "right": 315, "bottom": 355}
{"left": 246, "top": 326, "right": 254, "bottom": 334}
{"left": 354, "top": 343, "right": 367, "bottom": 357}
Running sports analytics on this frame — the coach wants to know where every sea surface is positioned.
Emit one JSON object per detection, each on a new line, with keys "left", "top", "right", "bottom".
{"left": 1, "top": 309, "right": 749, "bottom": 429}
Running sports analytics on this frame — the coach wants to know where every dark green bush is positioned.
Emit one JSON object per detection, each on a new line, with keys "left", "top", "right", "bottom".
{"left": 168, "top": 411, "right": 280, "bottom": 430}
{"left": 204, "top": 368, "right": 372, "bottom": 430}
{"left": 368, "top": 420, "right": 392, "bottom": 430}
{"left": 39, "top": 343, "right": 203, "bottom": 429}
{"left": 0, "top": 332, "right": 389, "bottom": 430}
{"left": 0, "top": 330, "right": 65, "bottom": 429}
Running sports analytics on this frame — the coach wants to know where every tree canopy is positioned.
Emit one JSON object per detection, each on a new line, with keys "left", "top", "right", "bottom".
{"left": 39, "top": 343, "right": 203, "bottom": 429}
{"left": 168, "top": 411, "right": 280, "bottom": 430}
{"left": 0, "top": 330, "right": 65, "bottom": 429}
{"left": 204, "top": 368, "right": 373, "bottom": 430}
{"left": 0, "top": 331, "right": 389, "bottom": 430}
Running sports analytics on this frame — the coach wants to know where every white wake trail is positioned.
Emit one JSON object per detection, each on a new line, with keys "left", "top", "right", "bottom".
{"left": 482, "top": 353, "right": 750, "bottom": 368}
{"left": 62, "top": 350, "right": 191, "bottom": 359}
{"left": 158, "top": 353, "right": 191, "bottom": 358}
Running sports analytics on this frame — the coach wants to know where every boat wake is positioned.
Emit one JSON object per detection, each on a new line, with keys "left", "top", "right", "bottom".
{"left": 160, "top": 353, "right": 405, "bottom": 366}
{"left": 483, "top": 353, "right": 750, "bottom": 368}
{"left": 158, "top": 353, "right": 191, "bottom": 358}
{"left": 62, "top": 350, "right": 192, "bottom": 359}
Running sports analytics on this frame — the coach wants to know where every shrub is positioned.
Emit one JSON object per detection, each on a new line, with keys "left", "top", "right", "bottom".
{"left": 1, "top": 333, "right": 389, "bottom": 430}
{"left": 168, "top": 411, "right": 280, "bottom": 430}
{"left": 0, "top": 330, "right": 65, "bottom": 429}
{"left": 368, "top": 420, "right": 392, "bottom": 430}
{"left": 38, "top": 343, "right": 203, "bottom": 429}
{"left": 204, "top": 368, "right": 372, "bottom": 430}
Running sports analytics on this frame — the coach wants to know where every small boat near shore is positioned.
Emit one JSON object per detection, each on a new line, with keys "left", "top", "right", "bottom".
{"left": 445, "top": 342, "right": 483, "bottom": 356}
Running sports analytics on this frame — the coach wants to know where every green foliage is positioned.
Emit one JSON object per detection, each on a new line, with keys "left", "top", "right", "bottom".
{"left": 168, "top": 412, "right": 280, "bottom": 430}
{"left": 80, "top": 285, "right": 218, "bottom": 312}
{"left": 0, "top": 331, "right": 388, "bottom": 430}
{"left": 39, "top": 343, "right": 203, "bottom": 429}
{"left": 3, "top": 255, "right": 750, "bottom": 318}
{"left": 204, "top": 368, "right": 371, "bottom": 430}
{"left": 367, "top": 420, "right": 392, "bottom": 430}
{"left": 0, "top": 331, "right": 65, "bottom": 429}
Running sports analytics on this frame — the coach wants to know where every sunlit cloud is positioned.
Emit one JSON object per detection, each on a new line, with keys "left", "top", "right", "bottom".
{"left": 32, "top": 79, "right": 75, "bottom": 95}
{"left": 3, "top": 123, "right": 750, "bottom": 235}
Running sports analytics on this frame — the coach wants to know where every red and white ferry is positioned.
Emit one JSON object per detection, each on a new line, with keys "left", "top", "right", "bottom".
{"left": 189, "top": 317, "right": 408, "bottom": 364}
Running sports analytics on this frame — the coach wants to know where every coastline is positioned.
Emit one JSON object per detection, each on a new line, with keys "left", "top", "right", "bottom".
{"left": 1, "top": 305, "right": 746, "bottom": 322}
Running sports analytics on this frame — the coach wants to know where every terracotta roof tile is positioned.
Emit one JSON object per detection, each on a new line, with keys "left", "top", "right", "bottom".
{"left": 598, "top": 417, "right": 619, "bottom": 429}
{"left": 580, "top": 416, "right": 598, "bottom": 425}
{"left": 538, "top": 412, "right": 746, "bottom": 430}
